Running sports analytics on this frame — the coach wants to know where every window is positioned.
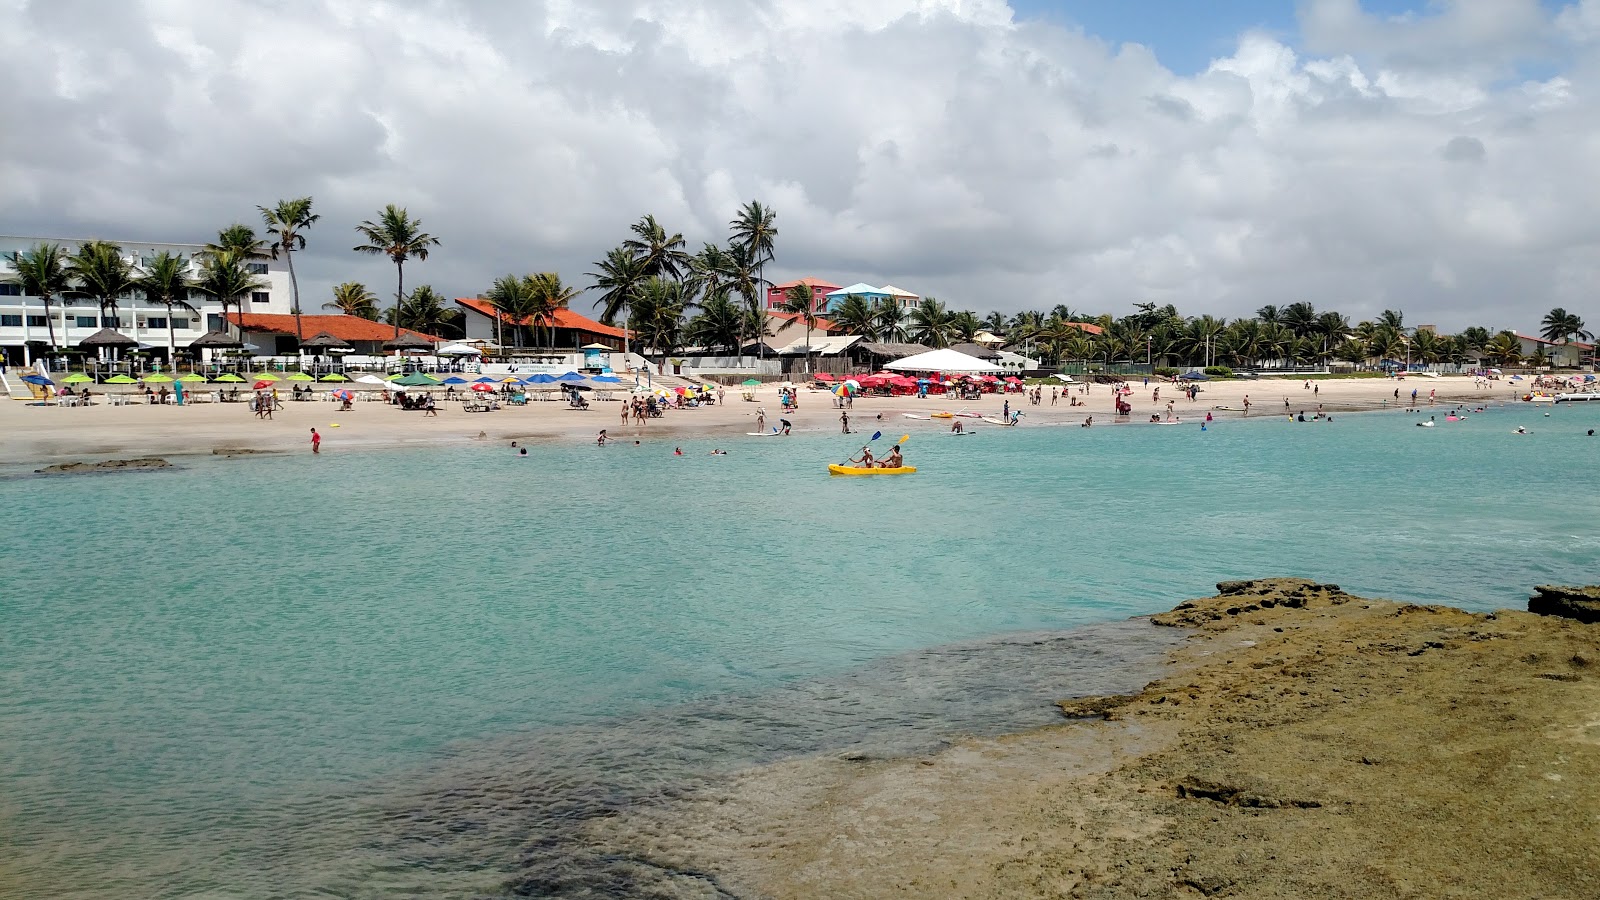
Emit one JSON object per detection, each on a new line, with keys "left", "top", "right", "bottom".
{"left": 251, "top": 292, "right": 269, "bottom": 304}
{"left": 207, "top": 314, "right": 223, "bottom": 331}
{"left": 76, "top": 316, "right": 97, "bottom": 327}
{"left": 102, "top": 317, "right": 122, "bottom": 328}
{"left": 0, "top": 315, "right": 21, "bottom": 327}
{"left": 26, "top": 315, "right": 47, "bottom": 327}
{"left": 147, "top": 317, "right": 167, "bottom": 329}
{"left": 247, "top": 263, "right": 269, "bottom": 275}
{"left": 0, "top": 283, "right": 20, "bottom": 296}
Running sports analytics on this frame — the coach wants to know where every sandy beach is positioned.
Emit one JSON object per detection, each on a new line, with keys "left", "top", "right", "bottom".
{"left": 582, "top": 579, "right": 1600, "bottom": 899}
{"left": 0, "top": 375, "right": 1516, "bottom": 466}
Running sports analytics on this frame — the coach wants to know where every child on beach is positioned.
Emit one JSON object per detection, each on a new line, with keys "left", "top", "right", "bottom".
{"left": 310, "top": 428, "right": 321, "bottom": 454}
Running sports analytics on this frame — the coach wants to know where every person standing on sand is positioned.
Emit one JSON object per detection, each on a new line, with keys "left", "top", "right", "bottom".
{"left": 756, "top": 407, "right": 766, "bottom": 432}
{"left": 310, "top": 428, "right": 321, "bottom": 454}
{"left": 1242, "top": 395, "right": 1251, "bottom": 416}
{"left": 840, "top": 410, "right": 850, "bottom": 434}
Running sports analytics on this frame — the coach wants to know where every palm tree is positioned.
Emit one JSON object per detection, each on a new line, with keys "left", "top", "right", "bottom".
{"left": 65, "top": 240, "right": 136, "bottom": 329}
{"left": 629, "top": 276, "right": 690, "bottom": 373}
{"left": 586, "top": 246, "right": 648, "bottom": 327}
{"left": 259, "top": 197, "right": 319, "bottom": 345}
{"left": 1315, "top": 311, "right": 1352, "bottom": 360}
{"left": 1379, "top": 309, "right": 1405, "bottom": 331}
{"left": 353, "top": 204, "right": 440, "bottom": 340}
{"left": 624, "top": 214, "right": 691, "bottom": 280}
{"left": 524, "top": 272, "right": 581, "bottom": 350}
{"left": 876, "top": 300, "right": 909, "bottom": 343}
{"left": 778, "top": 283, "right": 821, "bottom": 375}
{"left": 485, "top": 274, "right": 535, "bottom": 348}
{"left": 1334, "top": 339, "right": 1369, "bottom": 367}
{"left": 729, "top": 201, "right": 777, "bottom": 337}
{"left": 949, "top": 310, "right": 982, "bottom": 343}
{"left": 385, "top": 285, "right": 461, "bottom": 339}
{"left": 983, "top": 311, "right": 1009, "bottom": 335}
{"left": 831, "top": 294, "right": 878, "bottom": 340}
{"left": 196, "top": 248, "right": 267, "bottom": 341}
{"left": 685, "top": 243, "right": 732, "bottom": 304}
{"left": 909, "top": 297, "right": 951, "bottom": 348}
{"left": 324, "top": 282, "right": 379, "bottom": 319}
{"left": 136, "top": 251, "right": 199, "bottom": 370}
{"left": 4, "top": 242, "right": 71, "bottom": 350}
{"left": 686, "top": 290, "right": 744, "bottom": 353}
{"left": 720, "top": 242, "right": 765, "bottom": 356}
{"left": 1540, "top": 308, "right": 1591, "bottom": 365}
{"left": 1485, "top": 331, "right": 1523, "bottom": 366}
{"left": 1256, "top": 304, "right": 1281, "bottom": 325}
{"left": 205, "top": 224, "right": 269, "bottom": 260}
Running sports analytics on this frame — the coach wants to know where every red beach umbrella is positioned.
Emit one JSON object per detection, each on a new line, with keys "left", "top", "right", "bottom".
{"left": 253, "top": 380, "right": 274, "bottom": 390}
{"left": 470, "top": 383, "right": 495, "bottom": 393}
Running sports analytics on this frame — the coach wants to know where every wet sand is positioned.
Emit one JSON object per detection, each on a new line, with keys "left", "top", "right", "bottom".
{"left": 586, "top": 579, "right": 1600, "bottom": 899}
{"left": 0, "top": 375, "right": 1512, "bottom": 466}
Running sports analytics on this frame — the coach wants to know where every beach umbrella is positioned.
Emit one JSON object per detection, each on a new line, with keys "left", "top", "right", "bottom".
{"left": 470, "top": 383, "right": 495, "bottom": 393}
{"left": 523, "top": 373, "right": 559, "bottom": 384}
{"left": 21, "top": 373, "right": 52, "bottom": 386}
{"left": 473, "top": 376, "right": 498, "bottom": 384}
{"left": 254, "top": 371, "right": 281, "bottom": 381}
{"left": 395, "top": 372, "right": 441, "bottom": 387}
{"left": 144, "top": 374, "right": 174, "bottom": 383}
{"left": 386, "top": 372, "right": 406, "bottom": 381}
{"left": 330, "top": 389, "right": 354, "bottom": 401}
{"left": 253, "top": 380, "right": 275, "bottom": 389}
{"left": 741, "top": 378, "right": 761, "bottom": 386}
{"left": 590, "top": 374, "right": 621, "bottom": 383}
{"left": 177, "top": 373, "right": 207, "bottom": 382}
{"left": 62, "top": 373, "right": 92, "bottom": 383}
{"left": 500, "top": 376, "right": 522, "bottom": 384}
{"left": 440, "top": 376, "right": 471, "bottom": 385}
{"left": 318, "top": 373, "right": 350, "bottom": 382}
{"left": 104, "top": 374, "right": 138, "bottom": 384}
{"left": 353, "top": 374, "right": 387, "bottom": 385}
{"left": 286, "top": 372, "right": 315, "bottom": 381}
{"left": 215, "top": 373, "right": 245, "bottom": 383}
{"left": 554, "top": 372, "right": 585, "bottom": 382}
{"left": 189, "top": 330, "right": 243, "bottom": 349}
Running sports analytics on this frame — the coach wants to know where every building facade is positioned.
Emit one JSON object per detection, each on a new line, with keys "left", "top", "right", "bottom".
{"left": 765, "top": 277, "right": 841, "bottom": 313}
{"left": 0, "top": 234, "right": 293, "bottom": 366}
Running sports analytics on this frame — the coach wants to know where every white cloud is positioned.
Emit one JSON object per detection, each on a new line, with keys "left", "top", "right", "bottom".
{"left": 1, "top": 0, "right": 1598, "bottom": 330}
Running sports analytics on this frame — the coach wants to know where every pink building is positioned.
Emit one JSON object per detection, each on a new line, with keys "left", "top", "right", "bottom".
{"left": 766, "top": 277, "right": 840, "bottom": 313}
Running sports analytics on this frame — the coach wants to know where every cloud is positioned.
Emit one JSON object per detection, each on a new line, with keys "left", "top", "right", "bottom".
{"left": 1, "top": 0, "right": 1598, "bottom": 330}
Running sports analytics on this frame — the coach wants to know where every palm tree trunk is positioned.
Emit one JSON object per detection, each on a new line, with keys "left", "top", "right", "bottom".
{"left": 287, "top": 248, "right": 303, "bottom": 349}
{"left": 43, "top": 298, "right": 57, "bottom": 351}
{"left": 166, "top": 304, "right": 177, "bottom": 374}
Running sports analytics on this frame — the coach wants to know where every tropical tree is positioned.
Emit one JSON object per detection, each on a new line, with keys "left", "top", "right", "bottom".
{"left": 909, "top": 297, "right": 951, "bottom": 348}
{"left": 876, "top": 300, "right": 909, "bottom": 343}
{"left": 65, "top": 240, "right": 135, "bottom": 329}
{"left": 720, "top": 242, "right": 765, "bottom": 355}
{"left": 1409, "top": 329, "right": 1444, "bottom": 365}
{"left": 4, "top": 242, "right": 71, "bottom": 349}
{"left": 1540, "top": 308, "right": 1591, "bottom": 365}
{"left": 205, "top": 224, "right": 269, "bottom": 260}
{"left": 685, "top": 244, "right": 732, "bottom": 304}
{"left": 485, "top": 274, "right": 536, "bottom": 348}
{"left": 385, "top": 285, "right": 461, "bottom": 339}
{"left": 324, "top": 282, "right": 379, "bottom": 319}
{"left": 686, "top": 291, "right": 744, "bottom": 353}
{"left": 353, "top": 204, "right": 440, "bottom": 340}
{"left": 1368, "top": 325, "right": 1406, "bottom": 366}
{"left": 1315, "top": 311, "right": 1352, "bottom": 359}
{"left": 524, "top": 272, "right": 581, "bottom": 350}
{"left": 1256, "top": 304, "right": 1280, "bottom": 325}
{"left": 949, "top": 310, "right": 982, "bottom": 344}
{"left": 1334, "top": 339, "right": 1369, "bottom": 367}
{"left": 831, "top": 294, "right": 878, "bottom": 340}
{"left": 259, "top": 197, "right": 319, "bottom": 344}
{"left": 1485, "top": 331, "right": 1523, "bottom": 366}
{"left": 196, "top": 248, "right": 267, "bottom": 340}
{"left": 1282, "top": 301, "right": 1317, "bottom": 338}
{"left": 778, "top": 283, "right": 821, "bottom": 375}
{"left": 729, "top": 201, "right": 777, "bottom": 331}
{"left": 1379, "top": 308, "right": 1405, "bottom": 331}
{"left": 624, "top": 214, "right": 691, "bottom": 280}
{"left": 586, "top": 246, "right": 648, "bottom": 327}
{"left": 136, "top": 251, "right": 199, "bottom": 369}
{"left": 629, "top": 276, "right": 691, "bottom": 372}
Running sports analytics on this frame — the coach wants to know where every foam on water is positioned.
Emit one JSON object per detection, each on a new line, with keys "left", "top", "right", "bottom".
{"left": 2, "top": 400, "right": 1595, "bottom": 897}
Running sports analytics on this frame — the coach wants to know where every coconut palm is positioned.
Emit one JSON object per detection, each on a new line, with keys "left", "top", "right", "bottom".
{"left": 524, "top": 272, "right": 581, "bottom": 350}
{"left": 778, "top": 283, "right": 821, "bottom": 375}
{"left": 831, "top": 294, "right": 878, "bottom": 340}
{"left": 1540, "top": 308, "right": 1591, "bottom": 364}
{"left": 624, "top": 214, "right": 691, "bottom": 280}
{"left": 685, "top": 244, "right": 732, "bottom": 305}
{"left": 1485, "top": 331, "right": 1523, "bottom": 366}
{"left": 586, "top": 245, "right": 648, "bottom": 327}
{"left": 686, "top": 290, "right": 744, "bottom": 353}
{"left": 1379, "top": 309, "right": 1405, "bottom": 331}
{"left": 485, "top": 274, "right": 536, "bottom": 348}
{"left": 876, "top": 300, "right": 909, "bottom": 343}
{"left": 324, "top": 282, "right": 379, "bottom": 319}
{"left": 1368, "top": 325, "right": 1405, "bottom": 365}
{"left": 65, "top": 240, "right": 136, "bottom": 328}
{"left": 385, "top": 285, "right": 461, "bottom": 339}
{"left": 205, "top": 224, "right": 269, "bottom": 260}
{"left": 195, "top": 248, "right": 267, "bottom": 340}
{"left": 4, "top": 242, "right": 71, "bottom": 350}
{"left": 353, "top": 204, "right": 440, "bottom": 339}
{"left": 909, "top": 297, "right": 951, "bottom": 348}
{"left": 949, "top": 310, "right": 982, "bottom": 344}
{"left": 1315, "top": 311, "right": 1352, "bottom": 359}
{"left": 259, "top": 196, "right": 319, "bottom": 344}
{"left": 629, "top": 276, "right": 690, "bottom": 373}
{"left": 1256, "top": 304, "right": 1281, "bottom": 325}
{"left": 1410, "top": 329, "right": 1444, "bottom": 365}
{"left": 136, "top": 251, "right": 199, "bottom": 370}
{"left": 1334, "top": 339, "right": 1369, "bottom": 366}
{"left": 729, "top": 201, "right": 777, "bottom": 333}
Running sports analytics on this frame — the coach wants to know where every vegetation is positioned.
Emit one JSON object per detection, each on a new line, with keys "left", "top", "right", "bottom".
{"left": 353, "top": 204, "right": 439, "bottom": 340}
{"left": 136, "top": 251, "right": 200, "bottom": 370}
{"left": 383, "top": 285, "right": 462, "bottom": 339}
{"left": 324, "top": 282, "right": 379, "bottom": 319}
{"left": 3, "top": 242, "right": 71, "bottom": 349}
{"left": 260, "top": 197, "right": 319, "bottom": 343}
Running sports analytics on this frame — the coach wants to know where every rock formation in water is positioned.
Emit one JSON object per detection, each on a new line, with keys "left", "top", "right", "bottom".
{"left": 1528, "top": 584, "right": 1600, "bottom": 624}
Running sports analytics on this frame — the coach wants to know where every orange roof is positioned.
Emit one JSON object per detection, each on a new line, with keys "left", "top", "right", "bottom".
{"left": 768, "top": 310, "right": 838, "bottom": 331}
{"left": 227, "top": 313, "right": 441, "bottom": 342}
{"left": 456, "top": 297, "right": 629, "bottom": 338}
{"left": 770, "top": 277, "right": 841, "bottom": 291}
{"left": 1066, "top": 321, "right": 1105, "bottom": 336}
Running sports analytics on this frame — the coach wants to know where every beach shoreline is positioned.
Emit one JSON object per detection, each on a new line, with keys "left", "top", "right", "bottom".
{"left": 0, "top": 375, "right": 1516, "bottom": 468}
{"left": 576, "top": 578, "right": 1600, "bottom": 899}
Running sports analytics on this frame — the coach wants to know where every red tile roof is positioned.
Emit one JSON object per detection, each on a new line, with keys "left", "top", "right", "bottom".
{"left": 456, "top": 297, "right": 629, "bottom": 338}
{"left": 1065, "top": 321, "right": 1105, "bottom": 336}
{"left": 227, "top": 313, "right": 441, "bottom": 342}
{"left": 768, "top": 310, "right": 839, "bottom": 331}
{"left": 1516, "top": 333, "right": 1594, "bottom": 350}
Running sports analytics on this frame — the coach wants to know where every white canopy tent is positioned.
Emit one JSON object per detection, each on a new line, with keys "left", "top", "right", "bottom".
{"left": 885, "top": 348, "right": 1003, "bottom": 373}
{"left": 436, "top": 343, "right": 483, "bottom": 356}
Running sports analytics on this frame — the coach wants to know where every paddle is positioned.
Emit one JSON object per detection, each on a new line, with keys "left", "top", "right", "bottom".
{"left": 839, "top": 430, "right": 884, "bottom": 465}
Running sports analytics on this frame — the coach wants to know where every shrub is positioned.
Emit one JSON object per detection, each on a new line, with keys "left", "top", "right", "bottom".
{"left": 1204, "top": 365, "right": 1234, "bottom": 378}
{"left": 1154, "top": 367, "right": 1178, "bottom": 378}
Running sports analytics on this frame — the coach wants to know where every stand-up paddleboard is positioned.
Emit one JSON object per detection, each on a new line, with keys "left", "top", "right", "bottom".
{"left": 902, "top": 413, "right": 930, "bottom": 420}
{"left": 1213, "top": 405, "right": 1246, "bottom": 411}
{"left": 948, "top": 430, "right": 976, "bottom": 436}
{"left": 745, "top": 430, "right": 782, "bottom": 436}
{"left": 1154, "top": 420, "right": 1184, "bottom": 425}
{"left": 981, "top": 417, "right": 1012, "bottom": 426}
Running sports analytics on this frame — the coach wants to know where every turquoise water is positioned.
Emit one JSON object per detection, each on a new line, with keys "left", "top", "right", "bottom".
{"left": 2, "top": 401, "right": 1596, "bottom": 897}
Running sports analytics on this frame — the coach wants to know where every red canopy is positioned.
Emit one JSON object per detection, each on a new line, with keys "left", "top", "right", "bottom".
{"left": 1004, "top": 376, "right": 1022, "bottom": 383}
{"left": 815, "top": 373, "right": 836, "bottom": 381}
{"left": 859, "top": 375, "right": 888, "bottom": 387}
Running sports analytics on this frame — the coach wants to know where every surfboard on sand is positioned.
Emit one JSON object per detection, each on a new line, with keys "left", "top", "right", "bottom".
{"left": 902, "top": 413, "right": 930, "bottom": 420}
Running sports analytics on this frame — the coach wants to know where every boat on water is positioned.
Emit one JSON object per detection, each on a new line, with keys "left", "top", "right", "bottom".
{"left": 828, "top": 464, "right": 917, "bottom": 476}
{"left": 1555, "top": 392, "right": 1600, "bottom": 403}
{"left": 1526, "top": 393, "right": 1556, "bottom": 404}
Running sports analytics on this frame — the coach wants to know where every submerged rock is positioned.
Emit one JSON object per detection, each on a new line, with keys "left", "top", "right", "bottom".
{"left": 1528, "top": 585, "right": 1600, "bottom": 624}
{"left": 35, "top": 457, "right": 171, "bottom": 474}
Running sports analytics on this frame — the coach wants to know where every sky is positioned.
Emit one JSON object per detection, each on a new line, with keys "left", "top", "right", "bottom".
{"left": 3, "top": 0, "right": 1599, "bottom": 331}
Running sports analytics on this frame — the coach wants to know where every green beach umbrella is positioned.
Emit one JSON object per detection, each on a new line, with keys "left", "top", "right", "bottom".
{"left": 177, "top": 373, "right": 208, "bottom": 382}
{"left": 386, "top": 373, "right": 406, "bottom": 381}
{"left": 286, "top": 372, "right": 315, "bottom": 381}
{"left": 62, "top": 373, "right": 92, "bottom": 383}
{"left": 253, "top": 371, "right": 281, "bottom": 381}
{"left": 395, "top": 372, "right": 441, "bottom": 387}
{"left": 104, "top": 375, "right": 137, "bottom": 384}
{"left": 215, "top": 373, "right": 245, "bottom": 383}
{"left": 143, "top": 374, "right": 174, "bottom": 383}
{"left": 741, "top": 378, "right": 762, "bottom": 386}
{"left": 318, "top": 373, "right": 349, "bottom": 382}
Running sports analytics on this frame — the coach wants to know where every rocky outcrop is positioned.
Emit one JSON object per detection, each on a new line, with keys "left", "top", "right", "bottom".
{"left": 1150, "top": 578, "right": 1356, "bottom": 627}
{"left": 35, "top": 457, "right": 171, "bottom": 474}
{"left": 1528, "top": 585, "right": 1600, "bottom": 624}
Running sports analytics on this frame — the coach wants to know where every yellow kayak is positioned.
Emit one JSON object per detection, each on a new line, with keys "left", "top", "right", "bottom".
{"left": 930, "top": 412, "right": 954, "bottom": 419}
{"left": 828, "top": 465, "right": 917, "bottom": 476}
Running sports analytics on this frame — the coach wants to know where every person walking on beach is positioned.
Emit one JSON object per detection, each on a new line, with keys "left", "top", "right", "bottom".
{"left": 840, "top": 410, "right": 850, "bottom": 434}
{"left": 1242, "top": 395, "right": 1251, "bottom": 416}
{"left": 756, "top": 406, "right": 766, "bottom": 432}
{"left": 310, "top": 428, "right": 321, "bottom": 454}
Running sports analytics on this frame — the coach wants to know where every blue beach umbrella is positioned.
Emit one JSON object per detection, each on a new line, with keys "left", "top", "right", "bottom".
{"left": 441, "top": 376, "right": 471, "bottom": 385}
{"left": 473, "top": 376, "right": 498, "bottom": 384}
{"left": 590, "top": 374, "right": 621, "bottom": 383}
{"left": 22, "top": 373, "right": 52, "bottom": 386}
{"left": 554, "top": 372, "right": 585, "bottom": 382}
{"left": 524, "top": 373, "right": 559, "bottom": 384}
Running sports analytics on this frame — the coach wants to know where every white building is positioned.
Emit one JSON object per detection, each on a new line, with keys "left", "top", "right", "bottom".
{"left": 0, "top": 234, "right": 293, "bottom": 367}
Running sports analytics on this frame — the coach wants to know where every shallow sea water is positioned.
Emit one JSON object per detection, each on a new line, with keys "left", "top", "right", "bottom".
{"left": 2, "top": 400, "right": 1595, "bottom": 897}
